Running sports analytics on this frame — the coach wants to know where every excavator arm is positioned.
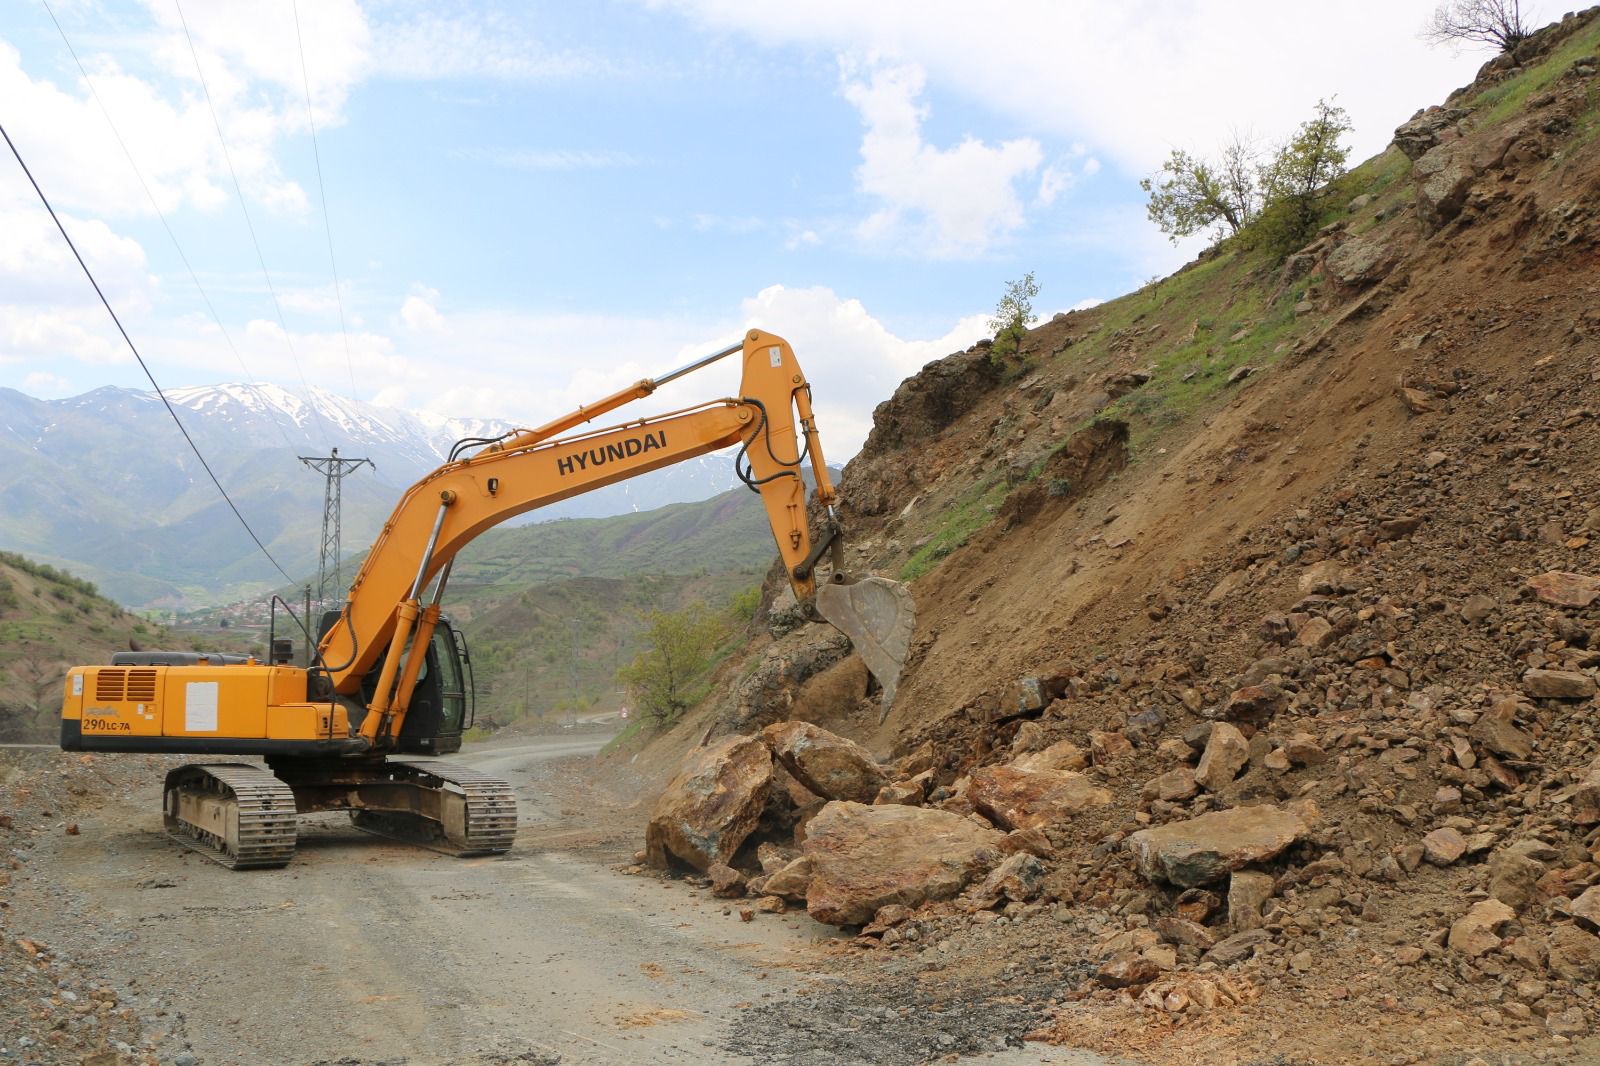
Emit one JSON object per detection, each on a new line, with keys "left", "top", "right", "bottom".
{"left": 317, "top": 330, "right": 912, "bottom": 744}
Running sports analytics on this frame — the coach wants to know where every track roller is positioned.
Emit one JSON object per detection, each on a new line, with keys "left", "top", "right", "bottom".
{"left": 163, "top": 763, "right": 298, "bottom": 869}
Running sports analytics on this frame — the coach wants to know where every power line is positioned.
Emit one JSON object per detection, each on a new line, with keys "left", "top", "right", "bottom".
{"left": 37, "top": 0, "right": 296, "bottom": 452}
{"left": 292, "top": 0, "right": 359, "bottom": 403}
{"left": 1, "top": 119, "right": 295, "bottom": 584}
{"left": 172, "top": 0, "right": 336, "bottom": 445}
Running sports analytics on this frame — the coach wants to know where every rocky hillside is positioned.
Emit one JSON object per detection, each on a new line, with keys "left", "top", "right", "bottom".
{"left": 632, "top": 12, "right": 1600, "bottom": 1063}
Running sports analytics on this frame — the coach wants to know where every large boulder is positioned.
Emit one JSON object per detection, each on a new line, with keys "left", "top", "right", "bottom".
{"left": 645, "top": 735, "right": 772, "bottom": 872}
{"left": 1325, "top": 232, "right": 1401, "bottom": 288}
{"left": 802, "top": 802, "right": 1004, "bottom": 925}
{"left": 1126, "top": 805, "right": 1307, "bottom": 888}
{"left": 969, "top": 764, "right": 1113, "bottom": 830}
{"left": 762, "top": 720, "right": 887, "bottom": 803}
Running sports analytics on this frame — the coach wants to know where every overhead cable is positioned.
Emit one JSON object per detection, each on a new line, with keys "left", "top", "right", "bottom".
{"left": 1, "top": 119, "right": 296, "bottom": 584}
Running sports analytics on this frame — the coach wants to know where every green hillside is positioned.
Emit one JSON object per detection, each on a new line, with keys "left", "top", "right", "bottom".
{"left": 439, "top": 487, "right": 778, "bottom": 726}
{"left": 0, "top": 552, "right": 168, "bottom": 742}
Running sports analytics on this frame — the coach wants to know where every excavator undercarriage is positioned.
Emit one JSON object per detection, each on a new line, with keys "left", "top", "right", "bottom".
{"left": 162, "top": 759, "right": 517, "bottom": 869}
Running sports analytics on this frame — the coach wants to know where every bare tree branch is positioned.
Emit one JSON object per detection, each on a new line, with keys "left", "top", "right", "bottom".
{"left": 1424, "top": 0, "right": 1534, "bottom": 52}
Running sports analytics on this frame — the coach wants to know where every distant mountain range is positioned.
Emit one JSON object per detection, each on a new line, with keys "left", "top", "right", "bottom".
{"left": 0, "top": 382, "right": 745, "bottom": 607}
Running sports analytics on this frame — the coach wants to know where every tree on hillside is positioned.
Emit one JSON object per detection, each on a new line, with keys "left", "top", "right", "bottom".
{"left": 988, "top": 272, "right": 1039, "bottom": 359}
{"left": 1142, "top": 100, "right": 1352, "bottom": 258}
{"left": 1253, "top": 99, "right": 1353, "bottom": 254}
{"left": 617, "top": 604, "right": 726, "bottom": 726}
{"left": 1424, "top": 0, "right": 1534, "bottom": 52}
{"left": 1141, "top": 133, "right": 1260, "bottom": 243}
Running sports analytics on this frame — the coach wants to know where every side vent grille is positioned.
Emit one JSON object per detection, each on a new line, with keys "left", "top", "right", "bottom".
{"left": 126, "top": 669, "right": 158, "bottom": 702}
{"left": 95, "top": 670, "right": 125, "bottom": 702}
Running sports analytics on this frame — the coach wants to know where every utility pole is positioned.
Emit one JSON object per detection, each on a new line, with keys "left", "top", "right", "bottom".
{"left": 298, "top": 447, "right": 373, "bottom": 610}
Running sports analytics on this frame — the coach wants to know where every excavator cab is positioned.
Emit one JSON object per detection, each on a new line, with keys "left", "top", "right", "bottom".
{"left": 358, "top": 618, "right": 472, "bottom": 756}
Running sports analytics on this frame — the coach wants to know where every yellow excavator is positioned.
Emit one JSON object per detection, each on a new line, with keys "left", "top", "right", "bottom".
{"left": 59, "top": 330, "right": 913, "bottom": 868}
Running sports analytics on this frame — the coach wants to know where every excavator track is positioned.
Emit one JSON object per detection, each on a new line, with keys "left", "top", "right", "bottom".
{"left": 348, "top": 759, "right": 517, "bottom": 857}
{"left": 162, "top": 763, "right": 298, "bottom": 870}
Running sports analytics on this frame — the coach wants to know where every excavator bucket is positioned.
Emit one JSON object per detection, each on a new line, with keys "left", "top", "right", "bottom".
{"left": 815, "top": 575, "right": 915, "bottom": 721}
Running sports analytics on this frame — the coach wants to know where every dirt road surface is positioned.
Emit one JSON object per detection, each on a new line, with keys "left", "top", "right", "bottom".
{"left": 6, "top": 737, "right": 1115, "bottom": 1065}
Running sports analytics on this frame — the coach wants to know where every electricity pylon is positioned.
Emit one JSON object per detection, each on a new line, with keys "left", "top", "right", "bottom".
{"left": 298, "top": 447, "right": 373, "bottom": 608}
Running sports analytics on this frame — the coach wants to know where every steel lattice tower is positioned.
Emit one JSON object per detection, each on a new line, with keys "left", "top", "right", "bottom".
{"left": 298, "top": 447, "right": 373, "bottom": 607}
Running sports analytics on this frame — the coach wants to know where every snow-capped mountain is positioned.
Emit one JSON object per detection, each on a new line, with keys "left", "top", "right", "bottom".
{"left": 0, "top": 382, "right": 746, "bottom": 607}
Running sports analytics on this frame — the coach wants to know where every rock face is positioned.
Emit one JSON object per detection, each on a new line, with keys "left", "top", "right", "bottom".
{"left": 1392, "top": 106, "right": 1470, "bottom": 160}
{"left": 1127, "top": 805, "right": 1308, "bottom": 888}
{"left": 1414, "top": 142, "right": 1477, "bottom": 231}
{"left": 645, "top": 735, "right": 772, "bottom": 872}
{"left": 968, "top": 765, "right": 1113, "bottom": 830}
{"left": 762, "top": 720, "right": 887, "bottom": 803}
{"left": 801, "top": 802, "right": 1003, "bottom": 925}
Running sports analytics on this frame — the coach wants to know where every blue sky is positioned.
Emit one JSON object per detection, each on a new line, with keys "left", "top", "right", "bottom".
{"left": 0, "top": 1, "right": 1487, "bottom": 455}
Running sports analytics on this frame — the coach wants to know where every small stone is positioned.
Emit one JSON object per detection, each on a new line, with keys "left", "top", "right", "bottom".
{"left": 1283, "top": 734, "right": 1327, "bottom": 766}
{"left": 1205, "top": 928, "right": 1270, "bottom": 965}
{"left": 1527, "top": 571, "right": 1600, "bottom": 608}
{"left": 1395, "top": 946, "right": 1426, "bottom": 965}
{"left": 1460, "top": 594, "right": 1496, "bottom": 622}
{"left": 1400, "top": 388, "right": 1434, "bottom": 414}
{"left": 709, "top": 862, "right": 748, "bottom": 899}
{"left": 1377, "top": 515, "right": 1424, "bottom": 540}
{"left": 1141, "top": 766, "right": 1198, "bottom": 803}
{"left": 1296, "top": 617, "right": 1337, "bottom": 650}
{"left": 1096, "top": 951, "right": 1160, "bottom": 988}
{"left": 1547, "top": 1007, "right": 1588, "bottom": 1038}
{"left": 1422, "top": 827, "right": 1467, "bottom": 866}
{"left": 1571, "top": 885, "right": 1600, "bottom": 932}
{"left": 1523, "top": 669, "right": 1596, "bottom": 700}
{"left": 1263, "top": 748, "right": 1291, "bottom": 772}
{"left": 1228, "top": 870, "right": 1275, "bottom": 931}
{"left": 1448, "top": 899, "right": 1515, "bottom": 958}
{"left": 1194, "top": 722, "right": 1250, "bottom": 791}
{"left": 1154, "top": 916, "right": 1218, "bottom": 950}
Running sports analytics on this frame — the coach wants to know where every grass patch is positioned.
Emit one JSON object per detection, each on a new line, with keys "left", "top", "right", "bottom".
{"left": 900, "top": 478, "right": 1010, "bottom": 582}
{"left": 1471, "top": 18, "right": 1600, "bottom": 126}
{"left": 600, "top": 714, "right": 648, "bottom": 756}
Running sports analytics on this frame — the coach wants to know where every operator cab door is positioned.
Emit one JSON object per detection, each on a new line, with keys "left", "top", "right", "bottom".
{"left": 389, "top": 619, "right": 471, "bottom": 755}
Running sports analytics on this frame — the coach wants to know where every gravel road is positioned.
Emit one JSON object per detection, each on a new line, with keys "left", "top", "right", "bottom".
{"left": 5, "top": 737, "right": 1114, "bottom": 1065}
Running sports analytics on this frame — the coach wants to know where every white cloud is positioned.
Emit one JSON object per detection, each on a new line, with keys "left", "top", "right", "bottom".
{"left": 21, "top": 370, "right": 71, "bottom": 395}
{"left": 399, "top": 289, "right": 445, "bottom": 333}
{"left": 651, "top": 1, "right": 1485, "bottom": 176}
{"left": 226, "top": 283, "right": 991, "bottom": 460}
{"left": 840, "top": 57, "right": 1042, "bottom": 258}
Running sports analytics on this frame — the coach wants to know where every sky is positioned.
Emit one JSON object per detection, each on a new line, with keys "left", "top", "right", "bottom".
{"left": 0, "top": 0, "right": 1492, "bottom": 458}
